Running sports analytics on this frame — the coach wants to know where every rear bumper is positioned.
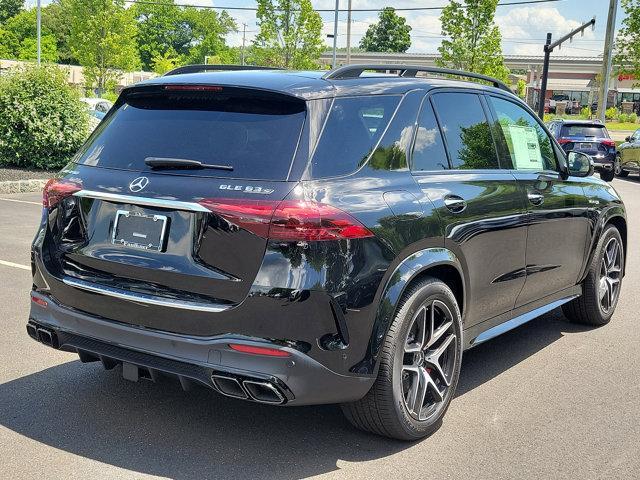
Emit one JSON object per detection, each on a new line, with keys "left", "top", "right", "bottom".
{"left": 27, "top": 292, "right": 374, "bottom": 406}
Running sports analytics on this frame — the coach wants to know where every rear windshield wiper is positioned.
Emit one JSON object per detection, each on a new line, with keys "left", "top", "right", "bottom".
{"left": 144, "top": 157, "right": 233, "bottom": 171}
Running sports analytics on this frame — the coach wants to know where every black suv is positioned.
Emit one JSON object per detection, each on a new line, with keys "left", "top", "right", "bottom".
{"left": 28, "top": 64, "right": 626, "bottom": 440}
{"left": 547, "top": 119, "right": 617, "bottom": 181}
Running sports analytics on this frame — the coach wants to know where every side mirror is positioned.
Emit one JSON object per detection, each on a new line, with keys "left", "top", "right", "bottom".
{"left": 625, "top": 136, "right": 631, "bottom": 143}
{"left": 567, "top": 151, "right": 594, "bottom": 177}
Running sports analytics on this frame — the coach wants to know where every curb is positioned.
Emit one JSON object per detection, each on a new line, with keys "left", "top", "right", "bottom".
{"left": 0, "top": 179, "right": 48, "bottom": 194}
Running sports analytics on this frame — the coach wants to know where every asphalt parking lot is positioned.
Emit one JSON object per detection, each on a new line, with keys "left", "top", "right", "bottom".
{"left": 0, "top": 179, "right": 639, "bottom": 480}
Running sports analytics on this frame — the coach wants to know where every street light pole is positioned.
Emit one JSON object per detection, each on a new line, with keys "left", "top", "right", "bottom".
{"left": 241, "top": 23, "right": 247, "bottom": 66}
{"left": 597, "top": 0, "right": 619, "bottom": 122}
{"left": 346, "top": 0, "right": 352, "bottom": 65}
{"left": 331, "top": 0, "right": 339, "bottom": 68}
{"left": 36, "top": 0, "right": 41, "bottom": 65}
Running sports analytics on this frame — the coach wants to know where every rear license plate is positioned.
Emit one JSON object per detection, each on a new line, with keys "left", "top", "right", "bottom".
{"left": 579, "top": 143, "right": 592, "bottom": 149}
{"left": 112, "top": 210, "right": 168, "bottom": 251}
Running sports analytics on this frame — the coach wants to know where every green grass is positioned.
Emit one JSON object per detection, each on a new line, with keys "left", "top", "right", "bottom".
{"left": 605, "top": 122, "right": 639, "bottom": 131}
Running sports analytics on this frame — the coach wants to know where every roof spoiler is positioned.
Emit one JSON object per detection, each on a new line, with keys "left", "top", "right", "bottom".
{"left": 322, "top": 64, "right": 512, "bottom": 93}
{"left": 163, "top": 64, "right": 282, "bottom": 76}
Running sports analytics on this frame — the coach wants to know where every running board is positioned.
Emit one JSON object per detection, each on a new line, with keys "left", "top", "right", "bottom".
{"left": 468, "top": 295, "right": 579, "bottom": 347}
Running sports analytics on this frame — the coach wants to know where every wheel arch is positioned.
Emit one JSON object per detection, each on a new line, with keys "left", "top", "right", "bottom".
{"left": 350, "top": 247, "right": 466, "bottom": 375}
{"left": 606, "top": 214, "right": 627, "bottom": 273}
{"left": 579, "top": 206, "right": 627, "bottom": 283}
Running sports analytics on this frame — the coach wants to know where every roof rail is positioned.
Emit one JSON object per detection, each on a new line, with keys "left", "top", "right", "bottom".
{"left": 322, "top": 64, "right": 512, "bottom": 93}
{"left": 163, "top": 64, "right": 281, "bottom": 76}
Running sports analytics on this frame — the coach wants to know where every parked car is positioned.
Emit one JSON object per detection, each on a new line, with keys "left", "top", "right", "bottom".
{"left": 87, "top": 109, "right": 106, "bottom": 130}
{"left": 80, "top": 97, "right": 113, "bottom": 114}
{"left": 547, "top": 119, "right": 617, "bottom": 181}
{"left": 616, "top": 128, "right": 640, "bottom": 177}
{"left": 28, "top": 64, "right": 627, "bottom": 441}
{"left": 548, "top": 93, "right": 569, "bottom": 113}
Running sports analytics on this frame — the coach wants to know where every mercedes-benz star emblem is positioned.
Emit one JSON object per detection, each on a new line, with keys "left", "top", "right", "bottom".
{"left": 129, "top": 176, "right": 149, "bottom": 193}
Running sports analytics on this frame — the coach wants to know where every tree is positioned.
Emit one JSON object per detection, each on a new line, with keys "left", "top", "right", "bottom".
{"left": 252, "top": 0, "right": 324, "bottom": 69}
{"left": 615, "top": 0, "right": 640, "bottom": 84}
{"left": 359, "top": 7, "right": 411, "bottom": 53}
{"left": 181, "top": 7, "right": 236, "bottom": 64}
{"left": 437, "top": 0, "right": 509, "bottom": 83}
{"left": 0, "top": 0, "right": 22, "bottom": 24}
{"left": 64, "top": 0, "right": 140, "bottom": 94}
{"left": 18, "top": 35, "right": 58, "bottom": 62}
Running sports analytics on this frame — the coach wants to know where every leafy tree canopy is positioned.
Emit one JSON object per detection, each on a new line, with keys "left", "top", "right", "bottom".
{"left": 615, "top": 0, "right": 640, "bottom": 84}
{"left": 359, "top": 7, "right": 412, "bottom": 53}
{"left": 0, "top": 0, "right": 22, "bottom": 24}
{"left": 437, "top": 0, "right": 509, "bottom": 83}
{"left": 252, "top": 0, "right": 324, "bottom": 69}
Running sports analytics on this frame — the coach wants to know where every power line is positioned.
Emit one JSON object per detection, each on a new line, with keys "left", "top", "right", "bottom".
{"left": 123, "top": 0, "right": 566, "bottom": 12}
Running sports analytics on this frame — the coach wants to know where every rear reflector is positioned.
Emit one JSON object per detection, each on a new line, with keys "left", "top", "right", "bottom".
{"left": 43, "top": 179, "right": 82, "bottom": 208}
{"left": 30, "top": 293, "right": 47, "bottom": 308}
{"left": 228, "top": 343, "right": 291, "bottom": 357}
{"left": 198, "top": 198, "right": 374, "bottom": 241}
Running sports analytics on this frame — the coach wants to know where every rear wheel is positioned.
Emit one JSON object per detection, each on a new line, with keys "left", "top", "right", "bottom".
{"left": 341, "top": 277, "right": 462, "bottom": 440}
{"left": 600, "top": 168, "right": 615, "bottom": 182}
{"left": 563, "top": 225, "right": 623, "bottom": 326}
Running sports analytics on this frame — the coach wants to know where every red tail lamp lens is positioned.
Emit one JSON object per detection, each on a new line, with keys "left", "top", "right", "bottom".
{"left": 602, "top": 139, "right": 616, "bottom": 147}
{"left": 198, "top": 198, "right": 374, "bottom": 241}
{"left": 558, "top": 138, "right": 572, "bottom": 145}
{"left": 228, "top": 343, "right": 291, "bottom": 357}
{"left": 43, "top": 179, "right": 82, "bottom": 208}
{"left": 30, "top": 293, "right": 48, "bottom": 308}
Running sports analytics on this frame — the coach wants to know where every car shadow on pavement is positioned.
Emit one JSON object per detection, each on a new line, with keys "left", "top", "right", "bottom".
{"left": 0, "top": 309, "right": 591, "bottom": 480}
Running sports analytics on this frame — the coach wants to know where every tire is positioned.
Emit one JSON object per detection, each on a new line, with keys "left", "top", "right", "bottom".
{"left": 562, "top": 225, "right": 623, "bottom": 326}
{"left": 615, "top": 155, "right": 629, "bottom": 177}
{"left": 341, "top": 277, "right": 463, "bottom": 440}
{"left": 600, "top": 168, "right": 615, "bottom": 182}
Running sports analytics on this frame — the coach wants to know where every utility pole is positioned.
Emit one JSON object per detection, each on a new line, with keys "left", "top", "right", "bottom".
{"left": 331, "top": 0, "right": 339, "bottom": 68}
{"left": 537, "top": 17, "right": 596, "bottom": 119}
{"left": 241, "top": 23, "right": 247, "bottom": 66}
{"left": 597, "top": 0, "right": 619, "bottom": 122}
{"left": 36, "top": 0, "right": 41, "bottom": 65}
{"left": 346, "top": 0, "right": 352, "bottom": 65}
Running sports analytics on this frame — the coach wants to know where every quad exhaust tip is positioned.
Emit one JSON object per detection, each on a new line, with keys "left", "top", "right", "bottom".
{"left": 28, "top": 321, "right": 59, "bottom": 349}
{"left": 211, "top": 374, "right": 285, "bottom": 405}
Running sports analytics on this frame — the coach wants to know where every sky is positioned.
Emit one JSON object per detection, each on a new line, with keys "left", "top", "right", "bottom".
{"left": 28, "top": 0, "right": 626, "bottom": 58}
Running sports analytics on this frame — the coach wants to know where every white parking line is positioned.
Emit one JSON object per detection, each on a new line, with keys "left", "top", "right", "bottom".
{"left": 0, "top": 259, "right": 30, "bottom": 271}
{"left": 0, "top": 197, "right": 41, "bottom": 206}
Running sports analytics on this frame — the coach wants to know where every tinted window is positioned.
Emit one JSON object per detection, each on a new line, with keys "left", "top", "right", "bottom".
{"left": 560, "top": 124, "right": 609, "bottom": 138}
{"left": 311, "top": 95, "right": 401, "bottom": 178}
{"left": 75, "top": 88, "right": 306, "bottom": 180}
{"left": 489, "top": 96, "right": 557, "bottom": 171}
{"left": 411, "top": 99, "right": 448, "bottom": 171}
{"left": 431, "top": 93, "right": 499, "bottom": 170}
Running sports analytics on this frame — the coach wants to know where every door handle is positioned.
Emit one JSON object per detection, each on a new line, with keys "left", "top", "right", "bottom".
{"left": 443, "top": 195, "right": 467, "bottom": 213}
{"left": 527, "top": 192, "right": 544, "bottom": 206}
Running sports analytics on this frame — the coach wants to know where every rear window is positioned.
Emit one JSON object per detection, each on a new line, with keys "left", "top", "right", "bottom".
{"left": 310, "top": 95, "right": 401, "bottom": 178}
{"left": 561, "top": 124, "right": 609, "bottom": 138}
{"left": 74, "top": 87, "right": 306, "bottom": 180}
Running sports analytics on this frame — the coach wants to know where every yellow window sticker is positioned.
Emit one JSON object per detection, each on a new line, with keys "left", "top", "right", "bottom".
{"left": 507, "top": 124, "right": 543, "bottom": 170}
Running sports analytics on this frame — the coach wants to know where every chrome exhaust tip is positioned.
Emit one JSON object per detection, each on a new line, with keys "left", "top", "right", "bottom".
{"left": 36, "top": 327, "right": 58, "bottom": 348}
{"left": 243, "top": 380, "right": 285, "bottom": 405}
{"left": 211, "top": 374, "right": 248, "bottom": 399}
{"left": 26, "top": 322, "right": 38, "bottom": 340}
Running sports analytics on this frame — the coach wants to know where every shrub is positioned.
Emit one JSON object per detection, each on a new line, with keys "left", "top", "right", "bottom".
{"left": 605, "top": 106, "right": 619, "bottom": 121}
{"left": 630, "top": 113, "right": 638, "bottom": 124}
{"left": 618, "top": 113, "right": 629, "bottom": 123}
{"left": 580, "top": 106, "right": 591, "bottom": 119}
{"left": 0, "top": 65, "right": 90, "bottom": 169}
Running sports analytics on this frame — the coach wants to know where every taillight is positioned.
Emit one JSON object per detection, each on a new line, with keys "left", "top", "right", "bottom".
{"left": 602, "top": 139, "right": 616, "bottom": 147}
{"left": 558, "top": 138, "right": 572, "bottom": 144}
{"left": 228, "top": 343, "right": 291, "bottom": 357}
{"left": 30, "top": 292, "right": 48, "bottom": 308}
{"left": 43, "top": 179, "right": 82, "bottom": 208}
{"left": 164, "top": 85, "right": 223, "bottom": 92}
{"left": 198, "top": 198, "right": 374, "bottom": 241}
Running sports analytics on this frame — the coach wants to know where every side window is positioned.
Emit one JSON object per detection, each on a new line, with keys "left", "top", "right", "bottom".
{"left": 489, "top": 96, "right": 558, "bottom": 171}
{"left": 632, "top": 129, "right": 640, "bottom": 141}
{"left": 431, "top": 93, "right": 499, "bottom": 170}
{"left": 411, "top": 99, "right": 449, "bottom": 171}
{"left": 311, "top": 95, "right": 401, "bottom": 178}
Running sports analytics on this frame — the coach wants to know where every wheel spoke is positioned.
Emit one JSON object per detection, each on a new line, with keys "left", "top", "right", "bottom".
{"left": 405, "top": 306, "right": 426, "bottom": 353}
{"left": 425, "top": 334, "right": 456, "bottom": 386}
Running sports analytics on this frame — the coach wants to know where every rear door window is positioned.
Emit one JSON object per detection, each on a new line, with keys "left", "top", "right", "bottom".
{"left": 310, "top": 95, "right": 401, "bottom": 178}
{"left": 411, "top": 99, "right": 449, "bottom": 171}
{"left": 74, "top": 87, "right": 306, "bottom": 180}
{"left": 431, "top": 93, "right": 499, "bottom": 170}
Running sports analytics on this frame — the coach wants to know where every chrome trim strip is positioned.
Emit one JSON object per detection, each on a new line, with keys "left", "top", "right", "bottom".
{"left": 62, "top": 277, "right": 229, "bottom": 313}
{"left": 470, "top": 295, "right": 579, "bottom": 346}
{"left": 73, "top": 190, "right": 210, "bottom": 212}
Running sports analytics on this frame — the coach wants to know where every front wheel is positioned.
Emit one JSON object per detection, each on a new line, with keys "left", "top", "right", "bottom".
{"left": 615, "top": 155, "right": 629, "bottom": 177}
{"left": 341, "top": 277, "right": 463, "bottom": 440}
{"left": 600, "top": 168, "right": 615, "bottom": 182}
{"left": 563, "top": 225, "right": 623, "bottom": 326}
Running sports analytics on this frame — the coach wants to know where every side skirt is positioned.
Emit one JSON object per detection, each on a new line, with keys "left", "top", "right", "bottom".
{"left": 463, "top": 285, "right": 581, "bottom": 349}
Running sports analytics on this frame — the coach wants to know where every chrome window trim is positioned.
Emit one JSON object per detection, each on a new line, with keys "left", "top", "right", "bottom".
{"left": 62, "top": 277, "right": 230, "bottom": 313}
{"left": 73, "top": 190, "right": 210, "bottom": 213}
